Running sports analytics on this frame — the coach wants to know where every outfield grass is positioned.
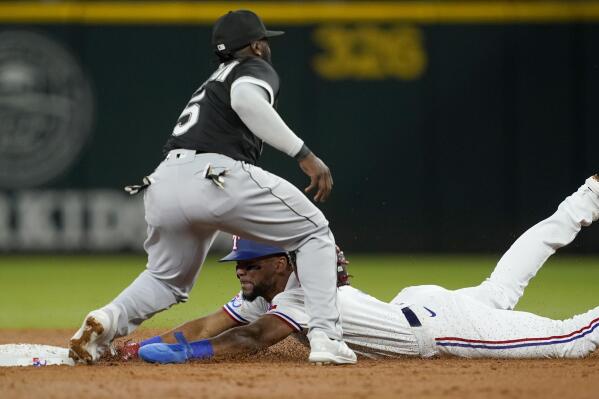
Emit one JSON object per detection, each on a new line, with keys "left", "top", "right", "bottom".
{"left": 1, "top": 254, "right": 598, "bottom": 329}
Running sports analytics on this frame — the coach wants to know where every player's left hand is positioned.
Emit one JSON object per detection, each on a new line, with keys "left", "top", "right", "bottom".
{"left": 335, "top": 245, "right": 351, "bottom": 286}
{"left": 336, "top": 245, "right": 349, "bottom": 266}
{"left": 298, "top": 152, "right": 333, "bottom": 202}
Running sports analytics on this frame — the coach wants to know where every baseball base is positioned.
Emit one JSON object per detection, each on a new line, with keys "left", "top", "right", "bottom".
{"left": 0, "top": 344, "right": 75, "bottom": 367}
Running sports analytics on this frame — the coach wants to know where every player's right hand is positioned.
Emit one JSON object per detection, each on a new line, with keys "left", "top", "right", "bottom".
{"left": 298, "top": 152, "right": 333, "bottom": 202}
{"left": 119, "top": 341, "right": 140, "bottom": 361}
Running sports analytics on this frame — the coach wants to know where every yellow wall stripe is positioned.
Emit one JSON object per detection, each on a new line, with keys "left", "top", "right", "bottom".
{"left": 0, "top": 2, "right": 598, "bottom": 24}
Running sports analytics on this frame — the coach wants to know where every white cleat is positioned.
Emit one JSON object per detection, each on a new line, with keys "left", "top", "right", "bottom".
{"left": 308, "top": 331, "right": 357, "bottom": 365}
{"left": 585, "top": 175, "right": 599, "bottom": 222}
{"left": 586, "top": 174, "right": 599, "bottom": 195}
{"left": 68, "top": 310, "right": 113, "bottom": 364}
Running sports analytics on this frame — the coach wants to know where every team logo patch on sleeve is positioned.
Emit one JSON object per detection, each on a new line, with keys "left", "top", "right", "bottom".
{"left": 230, "top": 294, "right": 243, "bottom": 308}
{"left": 222, "top": 294, "right": 249, "bottom": 324}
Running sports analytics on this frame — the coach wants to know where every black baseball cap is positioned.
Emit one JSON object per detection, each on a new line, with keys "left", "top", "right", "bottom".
{"left": 212, "top": 10, "right": 284, "bottom": 54}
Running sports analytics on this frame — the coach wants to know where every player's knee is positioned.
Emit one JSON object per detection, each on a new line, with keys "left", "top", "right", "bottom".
{"left": 480, "top": 279, "right": 520, "bottom": 310}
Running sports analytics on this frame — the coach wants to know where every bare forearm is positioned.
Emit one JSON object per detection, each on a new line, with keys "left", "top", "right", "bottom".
{"left": 159, "top": 310, "right": 238, "bottom": 343}
{"left": 209, "top": 326, "right": 268, "bottom": 356}
{"left": 208, "top": 315, "right": 294, "bottom": 358}
{"left": 137, "top": 315, "right": 294, "bottom": 363}
{"left": 161, "top": 321, "right": 212, "bottom": 343}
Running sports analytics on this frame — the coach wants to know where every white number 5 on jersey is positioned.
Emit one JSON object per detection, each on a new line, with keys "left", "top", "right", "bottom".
{"left": 172, "top": 92, "right": 203, "bottom": 136}
{"left": 171, "top": 60, "right": 239, "bottom": 137}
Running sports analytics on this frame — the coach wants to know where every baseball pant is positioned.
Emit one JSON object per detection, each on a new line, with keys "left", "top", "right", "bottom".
{"left": 99, "top": 150, "right": 341, "bottom": 341}
{"left": 392, "top": 181, "right": 599, "bottom": 358}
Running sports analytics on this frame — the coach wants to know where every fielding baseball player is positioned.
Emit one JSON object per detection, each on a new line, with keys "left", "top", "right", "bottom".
{"left": 69, "top": 9, "right": 355, "bottom": 365}
{"left": 134, "top": 176, "right": 599, "bottom": 362}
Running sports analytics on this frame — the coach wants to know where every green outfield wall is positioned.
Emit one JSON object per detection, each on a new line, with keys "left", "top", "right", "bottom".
{"left": 0, "top": 1, "right": 597, "bottom": 252}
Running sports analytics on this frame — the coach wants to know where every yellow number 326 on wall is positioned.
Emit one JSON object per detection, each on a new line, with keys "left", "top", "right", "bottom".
{"left": 313, "top": 25, "right": 427, "bottom": 81}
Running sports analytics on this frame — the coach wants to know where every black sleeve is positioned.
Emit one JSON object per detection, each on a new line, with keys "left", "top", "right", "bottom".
{"left": 228, "top": 57, "right": 280, "bottom": 104}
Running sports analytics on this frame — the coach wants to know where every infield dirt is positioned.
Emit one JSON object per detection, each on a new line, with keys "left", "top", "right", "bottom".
{"left": 1, "top": 329, "right": 598, "bottom": 399}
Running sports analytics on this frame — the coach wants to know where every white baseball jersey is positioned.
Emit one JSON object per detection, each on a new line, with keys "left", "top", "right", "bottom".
{"left": 222, "top": 180, "right": 599, "bottom": 359}
{"left": 223, "top": 273, "right": 421, "bottom": 357}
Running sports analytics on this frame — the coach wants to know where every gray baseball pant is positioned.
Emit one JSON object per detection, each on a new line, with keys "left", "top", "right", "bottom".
{"left": 100, "top": 150, "right": 342, "bottom": 341}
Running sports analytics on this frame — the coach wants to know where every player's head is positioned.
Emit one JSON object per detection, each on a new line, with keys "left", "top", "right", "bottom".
{"left": 212, "top": 10, "right": 284, "bottom": 63}
{"left": 219, "top": 236, "right": 292, "bottom": 302}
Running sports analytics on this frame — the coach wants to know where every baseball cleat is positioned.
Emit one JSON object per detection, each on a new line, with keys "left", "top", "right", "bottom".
{"left": 138, "top": 343, "right": 192, "bottom": 364}
{"left": 308, "top": 331, "right": 357, "bottom": 365}
{"left": 586, "top": 174, "right": 599, "bottom": 194}
{"left": 68, "top": 310, "right": 112, "bottom": 364}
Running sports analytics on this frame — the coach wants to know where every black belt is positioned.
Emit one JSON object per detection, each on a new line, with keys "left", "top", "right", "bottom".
{"left": 401, "top": 307, "right": 422, "bottom": 327}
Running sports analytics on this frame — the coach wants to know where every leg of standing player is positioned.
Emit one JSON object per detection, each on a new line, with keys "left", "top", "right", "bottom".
{"left": 70, "top": 153, "right": 219, "bottom": 362}
{"left": 210, "top": 161, "right": 343, "bottom": 343}
{"left": 174, "top": 158, "right": 346, "bottom": 347}
{"left": 167, "top": 154, "right": 352, "bottom": 362}
{"left": 454, "top": 175, "right": 599, "bottom": 309}
{"left": 105, "top": 224, "right": 219, "bottom": 336}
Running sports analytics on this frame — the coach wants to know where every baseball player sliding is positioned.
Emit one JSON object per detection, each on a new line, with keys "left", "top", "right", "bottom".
{"left": 69, "top": 10, "right": 355, "bottom": 365}
{"left": 131, "top": 176, "right": 599, "bottom": 362}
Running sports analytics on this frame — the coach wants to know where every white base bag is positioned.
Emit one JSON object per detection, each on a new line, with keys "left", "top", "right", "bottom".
{"left": 0, "top": 344, "right": 75, "bottom": 367}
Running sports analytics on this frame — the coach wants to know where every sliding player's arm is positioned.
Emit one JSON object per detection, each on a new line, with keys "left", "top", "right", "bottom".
{"left": 159, "top": 309, "right": 240, "bottom": 343}
{"left": 208, "top": 314, "right": 295, "bottom": 357}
